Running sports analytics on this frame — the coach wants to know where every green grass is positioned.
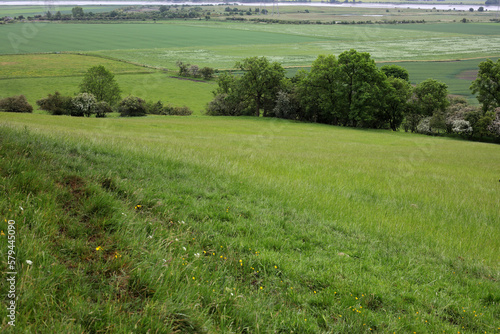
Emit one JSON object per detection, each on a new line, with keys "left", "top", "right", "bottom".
{"left": 0, "top": 54, "right": 153, "bottom": 79}
{"left": 0, "top": 21, "right": 323, "bottom": 55}
{"left": 0, "top": 54, "right": 215, "bottom": 114}
{"left": 0, "top": 114, "right": 498, "bottom": 332}
{"left": 85, "top": 21, "right": 500, "bottom": 71}
{"left": 0, "top": 5, "right": 123, "bottom": 17}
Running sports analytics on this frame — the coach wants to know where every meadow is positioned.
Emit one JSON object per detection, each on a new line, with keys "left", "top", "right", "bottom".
{"left": 0, "top": 113, "right": 499, "bottom": 332}
{"left": 0, "top": 54, "right": 215, "bottom": 113}
{"left": 2, "top": 20, "right": 500, "bottom": 107}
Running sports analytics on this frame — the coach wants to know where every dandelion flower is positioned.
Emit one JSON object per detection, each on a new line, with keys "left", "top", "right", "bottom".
{"left": 0, "top": 231, "right": 4, "bottom": 236}
{"left": 96, "top": 246, "right": 102, "bottom": 251}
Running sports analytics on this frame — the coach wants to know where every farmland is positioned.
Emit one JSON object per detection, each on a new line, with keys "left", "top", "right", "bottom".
{"left": 1, "top": 20, "right": 500, "bottom": 106}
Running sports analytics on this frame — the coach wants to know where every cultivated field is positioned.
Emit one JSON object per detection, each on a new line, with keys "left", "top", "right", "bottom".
{"left": 1, "top": 21, "right": 500, "bottom": 106}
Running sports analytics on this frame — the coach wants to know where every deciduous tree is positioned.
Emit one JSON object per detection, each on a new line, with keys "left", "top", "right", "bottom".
{"left": 236, "top": 56, "right": 285, "bottom": 117}
{"left": 382, "top": 77, "right": 413, "bottom": 130}
{"left": 79, "top": 65, "right": 121, "bottom": 105}
{"left": 380, "top": 64, "right": 410, "bottom": 82}
{"left": 413, "top": 79, "right": 449, "bottom": 116}
{"left": 336, "top": 49, "right": 387, "bottom": 127}
{"left": 470, "top": 58, "right": 500, "bottom": 112}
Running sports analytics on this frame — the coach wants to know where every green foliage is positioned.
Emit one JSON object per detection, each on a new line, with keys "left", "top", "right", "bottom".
{"left": 475, "top": 111, "right": 496, "bottom": 137}
{"left": 71, "top": 6, "right": 84, "bottom": 18}
{"left": 380, "top": 64, "right": 410, "bottom": 81}
{"left": 176, "top": 60, "right": 190, "bottom": 77}
{"left": 235, "top": 56, "right": 286, "bottom": 117}
{"left": 429, "top": 111, "right": 447, "bottom": 134}
{"left": 205, "top": 93, "right": 245, "bottom": 116}
{"left": 273, "top": 90, "right": 300, "bottom": 120}
{"left": 336, "top": 49, "right": 389, "bottom": 127}
{"left": 0, "top": 95, "right": 33, "bottom": 113}
{"left": 297, "top": 54, "right": 340, "bottom": 123}
{"left": 413, "top": 78, "right": 450, "bottom": 116}
{"left": 199, "top": 67, "right": 215, "bottom": 80}
{"left": 71, "top": 93, "right": 97, "bottom": 117}
{"left": 383, "top": 77, "right": 413, "bottom": 131}
{"left": 487, "top": 109, "right": 500, "bottom": 137}
{"left": 470, "top": 58, "right": 500, "bottom": 112}
{"left": 145, "top": 100, "right": 164, "bottom": 115}
{"left": 118, "top": 96, "right": 146, "bottom": 117}
{"left": 36, "top": 91, "right": 73, "bottom": 115}
{"left": 95, "top": 101, "right": 113, "bottom": 118}
{"left": 79, "top": 65, "right": 121, "bottom": 105}
{"left": 163, "top": 105, "right": 193, "bottom": 116}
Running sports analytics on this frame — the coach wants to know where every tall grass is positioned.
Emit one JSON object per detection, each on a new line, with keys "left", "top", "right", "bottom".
{"left": 0, "top": 115, "right": 498, "bottom": 332}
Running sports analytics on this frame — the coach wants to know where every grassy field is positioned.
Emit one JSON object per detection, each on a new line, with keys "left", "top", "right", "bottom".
{"left": 80, "top": 22, "right": 500, "bottom": 70}
{"left": 0, "top": 114, "right": 498, "bottom": 332}
{"left": 0, "top": 54, "right": 215, "bottom": 113}
{"left": 0, "top": 5, "right": 122, "bottom": 17}
{"left": 1, "top": 20, "right": 498, "bottom": 104}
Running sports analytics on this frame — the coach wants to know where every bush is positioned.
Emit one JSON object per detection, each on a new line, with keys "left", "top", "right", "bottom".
{"left": 119, "top": 96, "right": 147, "bottom": 117}
{"left": 0, "top": 95, "right": 33, "bottom": 113}
{"left": 145, "top": 100, "right": 164, "bottom": 115}
{"left": 200, "top": 67, "right": 215, "bottom": 80}
{"left": 163, "top": 105, "right": 193, "bottom": 116}
{"left": 205, "top": 93, "right": 244, "bottom": 116}
{"left": 416, "top": 117, "right": 434, "bottom": 135}
{"left": 273, "top": 90, "right": 299, "bottom": 120}
{"left": 36, "top": 91, "right": 73, "bottom": 115}
{"left": 487, "top": 109, "right": 500, "bottom": 138}
{"left": 445, "top": 98, "right": 477, "bottom": 133}
{"left": 452, "top": 119, "right": 473, "bottom": 137}
{"left": 71, "top": 93, "right": 97, "bottom": 117}
{"left": 189, "top": 65, "right": 200, "bottom": 78}
{"left": 95, "top": 101, "right": 113, "bottom": 118}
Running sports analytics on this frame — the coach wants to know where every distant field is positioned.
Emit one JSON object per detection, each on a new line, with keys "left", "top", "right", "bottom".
{"left": 2, "top": 21, "right": 499, "bottom": 104}
{"left": 1, "top": 22, "right": 499, "bottom": 66}
{"left": 0, "top": 5, "right": 122, "bottom": 16}
{"left": 0, "top": 54, "right": 214, "bottom": 113}
{"left": 378, "top": 57, "right": 500, "bottom": 102}
{"left": 0, "top": 53, "right": 153, "bottom": 78}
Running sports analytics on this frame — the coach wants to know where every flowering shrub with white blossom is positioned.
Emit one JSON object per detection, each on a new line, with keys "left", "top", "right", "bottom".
{"left": 451, "top": 119, "right": 473, "bottom": 137}
{"left": 71, "top": 93, "right": 97, "bottom": 117}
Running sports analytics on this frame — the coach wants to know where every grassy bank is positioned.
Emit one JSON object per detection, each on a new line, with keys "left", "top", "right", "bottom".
{"left": 1, "top": 114, "right": 498, "bottom": 332}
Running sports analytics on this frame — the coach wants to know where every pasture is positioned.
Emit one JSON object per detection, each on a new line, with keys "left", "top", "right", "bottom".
{"left": 0, "top": 54, "right": 214, "bottom": 113}
{"left": 0, "top": 114, "right": 498, "bottom": 332}
{"left": 1, "top": 21, "right": 500, "bottom": 105}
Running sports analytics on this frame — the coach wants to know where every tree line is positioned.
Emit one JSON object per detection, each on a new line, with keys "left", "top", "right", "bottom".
{"left": 0, "top": 65, "right": 193, "bottom": 117}
{"left": 205, "top": 50, "right": 500, "bottom": 141}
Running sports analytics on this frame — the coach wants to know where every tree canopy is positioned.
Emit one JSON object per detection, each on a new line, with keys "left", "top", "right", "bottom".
{"left": 413, "top": 79, "right": 449, "bottom": 116}
{"left": 380, "top": 64, "right": 410, "bottom": 82}
{"left": 79, "top": 65, "right": 121, "bottom": 105}
{"left": 470, "top": 58, "right": 500, "bottom": 112}
{"left": 236, "top": 57, "right": 285, "bottom": 117}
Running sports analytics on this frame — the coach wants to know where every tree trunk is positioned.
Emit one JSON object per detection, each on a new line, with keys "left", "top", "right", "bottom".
{"left": 255, "top": 97, "right": 261, "bottom": 117}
